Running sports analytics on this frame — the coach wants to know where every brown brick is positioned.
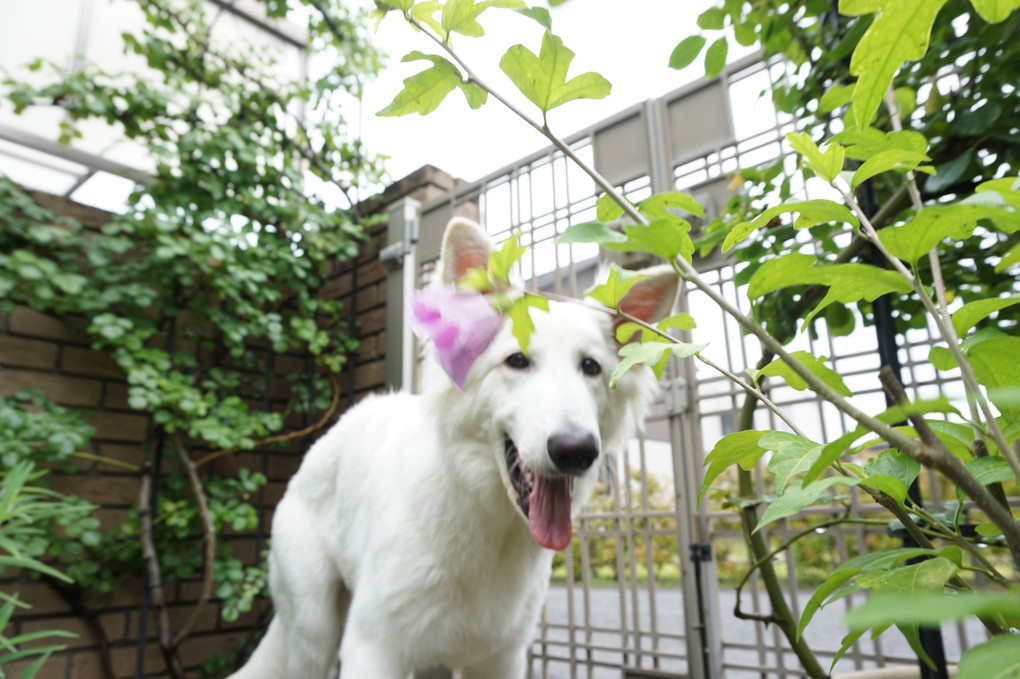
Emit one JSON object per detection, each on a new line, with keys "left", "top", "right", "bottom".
{"left": 60, "top": 345, "right": 124, "bottom": 379}
{"left": 20, "top": 615, "right": 97, "bottom": 649}
{"left": 0, "top": 369, "right": 102, "bottom": 406}
{"left": 179, "top": 631, "right": 243, "bottom": 669}
{"left": 109, "top": 640, "right": 163, "bottom": 677}
{"left": 70, "top": 649, "right": 106, "bottom": 678}
{"left": 358, "top": 307, "right": 387, "bottom": 336}
{"left": 96, "top": 443, "right": 146, "bottom": 471}
{"left": 95, "top": 507, "right": 131, "bottom": 532}
{"left": 8, "top": 307, "right": 89, "bottom": 344}
{"left": 266, "top": 454, "right": 300, "bottom": 480}
{"left": 100, "top": 611, "right": 128, "bottom": 643}
{"left": 10, "top": 582, "right": 72, "bottom": 615}
{"left": 0, "top": 334, "right": 58, "bottom": 369}
{"left": 87, "top": 411, "right": 149, "bottom": 442}
{"left": 358, "top": 259, "right": 387, "bottom": 287}
{"left": 103, "top": 381, "right": 131, "bottom": 409}
{"left": 49, "top": 475, "right": 139, "bottom": 506}
{"left": 3, "top": 654, "right": 67, "bottom": 679}
{"left": 353, "top": 360, "right": 386, "bottom": 391}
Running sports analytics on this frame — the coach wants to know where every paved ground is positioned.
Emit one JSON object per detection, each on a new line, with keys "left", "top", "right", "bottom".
{"left": 527, "top": 586, "right": 986, "bottom": 678}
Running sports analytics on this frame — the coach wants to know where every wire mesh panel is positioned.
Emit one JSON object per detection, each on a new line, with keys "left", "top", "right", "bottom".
{"left": 407, "top": 55, "right": 989, "bottom": 679}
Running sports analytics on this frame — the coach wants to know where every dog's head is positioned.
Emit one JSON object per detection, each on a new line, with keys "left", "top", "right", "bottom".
{"left": 429, "top": 218, "right": 678, "bottom": 551}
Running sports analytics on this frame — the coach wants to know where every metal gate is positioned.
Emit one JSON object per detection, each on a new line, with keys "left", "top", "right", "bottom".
{"left": 379, "top": 53, "right": 987, "bottom": 679}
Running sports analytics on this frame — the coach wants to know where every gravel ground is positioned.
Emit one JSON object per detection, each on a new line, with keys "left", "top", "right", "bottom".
{"left": 526, "top": 585, "right": 987, "bottom": 679}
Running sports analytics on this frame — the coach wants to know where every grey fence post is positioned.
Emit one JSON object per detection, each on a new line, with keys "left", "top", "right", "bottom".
{"left": 380, "top": 197, "right": 421, "bottom": 392}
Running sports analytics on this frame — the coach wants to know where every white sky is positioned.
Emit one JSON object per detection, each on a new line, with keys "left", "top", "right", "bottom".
{"left": 354, "top": 0, "right": 713, "bottom": 186}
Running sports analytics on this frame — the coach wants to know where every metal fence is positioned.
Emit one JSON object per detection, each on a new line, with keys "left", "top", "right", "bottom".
{"left": 381, "top": 53, "right": 988, "bottom": 679}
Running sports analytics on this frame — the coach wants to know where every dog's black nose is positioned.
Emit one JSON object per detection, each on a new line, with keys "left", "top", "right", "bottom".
{"left": 548, "top": 432, "right": 599, "bottom": 473}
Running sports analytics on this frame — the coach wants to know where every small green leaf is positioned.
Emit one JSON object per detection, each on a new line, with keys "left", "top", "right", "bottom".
{"left": 799, "top": 568, "right": 858, "bottom": 640}
{"left": 515, "top": 7, "right": 552, "bottom": 29}
{"left": 818, "top": 84, "right": 855, "bottom": 113}
{"left": 951, "top": 295, "right": 1020, "bottom": 337}
{"left": 657, "top": 313, "right": 696, "bottom": 332}
{"left": 556, "top": 221, "right": 628, "bottom": 247}
{"left": 610, "top": 340, "right": 706, "bottom": 387}
{"left": 499, "top": 32, "right": 611, "bottom": 115}
{"left": 964, "top": 456, "right": 1016, "bottom": 487}
{"left": 622, "top": 217, "right": 694, "bottom": 263}
{"left": 587, "top": 266, "right": 647, "bottom": 309}
{"left": 704, "top": 37, "right": 729, "bottom": 78}
{"left": 844, "top": 592, "right": 1020, "bottom": 630}
{"left": 377, "top": 52, "right": 469, "bottom": 117}
{"left": 507, "top": 294, "right": 548, "bottom": 356}
{"left": 669, "top": 36, "right": 707, "bottom": 70}
{"left": 441, "top": 0, "right": 525, "bottom": 38}
{"left": 968, "top": 0, "right": 1020, "bottom": 22}
{"left": 851, "top": 149, "right": 932, "bottom": 189}
{"left": 957, "top": 634, "right": 1020, "bottom": 679}
{"left": 761, "top": 432, "right": 824, "bottom": 493}
{"left": 699, "top": 430, "right": 767, "bottom": 503}
{"left": 925, "top": 149, "right": 974, "bottom": 194}
{"left": 841, "top": 0, "right": 950, "bottom": 128}
{"left": 786, "top": 132, "right": 845, "bottom": 182}
{"left": 756, "top": 351, "right": 852, "bottom": 397}
{"left": 639, "top": 191, "right": 705, "bottom": 220}
{"left": 697, "top": 6, "right": 726, "bottom": 29}
{"left": 488, "top": 232, "right": 527, "bottom": 282}
{"left": 755, "top": 477, "right": 861, "bottom": 532}
{"left": 596, "top": 193, "right": 627, "bottom": 222}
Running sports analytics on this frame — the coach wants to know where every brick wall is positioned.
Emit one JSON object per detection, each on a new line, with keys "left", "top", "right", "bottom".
{"left": 0, "top": 166, "right": 461, "bottom": 678}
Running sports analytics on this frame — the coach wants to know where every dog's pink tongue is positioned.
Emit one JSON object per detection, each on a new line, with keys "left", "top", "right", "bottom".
{"left": 528, "top": 476, "right": 573, "bottom": 551}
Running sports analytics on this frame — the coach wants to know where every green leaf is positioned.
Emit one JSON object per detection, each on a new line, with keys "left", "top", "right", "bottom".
{"left": 853, "top": 556, "right": 959, "bottom": 596}
{"left": 622, "top": 218, "right": 694, "bottom": 263}
{"left": 639, "top": 192, "right": 705, "bottom": 220}
{"left": 657, "top": 313, "right": 696, "bottom": 332}
{"left": 488, "top": 232, "right": 527, "bottom": 282}
{"left": 507, "top": 294, "right": 548, "bottom": 356}
{"left": 951, "top": 295, "right": 1020, "bottom": 336}
{"left": 441, "top": 0, "right": 525, "bottom": 38}
{"left": 964, "top": 456, "right": 1016, "bottom": 487}
{"left": 850, "top": 149, "right": 932, "bottom": 189}
{"left": 818, "top": 84, "right": 855, "bottom": 113}
{"left": 610, "top": 340, "right": 706, "bottom": 387}
{"left": 596, "top": 193, "right": 627, "bottom": 222}
{"left": 669, "top": 36, "right": 707, "bottom": 70}
{"left": 756, "top": 351, "right": 852, "bottom": 397}
{"left": 961, "top": 334, "right": 1020, "bottom": 422}
{"left": 860, "top": 472, "right": 909, "bottom": 505}
{"left": 786, "top": 132, "right": 845, "bottom": 182}
{"left": 957, "top": 634, "right": 1020, "bottom": 679}
{"left": 699, "top": 430, "right": 767, "bottom": 503}
{"left": 925, "top": 149, "right": 974, "bottom": 194}
{"left": 798, "top": 568, "right": 858, "bottom": 640}
{"left": 969, "top": 0, "right": 1020, "bottom": 22}
{"left": 555, "top": 221, "right": 628, "bottom": 247}
{"left": 840, "top": 0, "right": 950, "bottom": 128}
{"left": 724, "top": 199, "right": 858, "bottom": 252}
{"left": 761, "top": 432, "right": 824, "bottom": 493}
{"left": 755, "top": 477, "right": 860, "bottom": 532}
{"left": 844, "top": 592, "right": 1020, "bottom": 629}
{"left": 704, "top": 37, "right": 729, "bottom": 78}
{"left": 499, "top": 32, "right": 611, "bottom": 115}
{"left": 747, "top": 253, "right": 912, "bottom": 326}
{"left": 587, "top": 266, "right": 647, "bottom": 309}
{"left": 697, "top": 6, "right": 726, "bottom": 29}
{"left": 864, "top": 450, "right": 920, "bottom": 497}
{"left": 377, "top": 52, "right": 470, "bottom": 117}
{"left": 515, "top": 7, "right": 552, "bottom": 29}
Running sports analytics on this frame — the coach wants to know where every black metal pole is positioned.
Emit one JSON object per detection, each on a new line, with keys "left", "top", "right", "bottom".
{"left": 862, "top": 183, "right": 948, "bottom": 679}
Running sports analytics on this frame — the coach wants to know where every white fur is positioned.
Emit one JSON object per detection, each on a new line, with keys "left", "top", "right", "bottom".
{"left": 227, "top": 219, "right": 675, "bottom": 679}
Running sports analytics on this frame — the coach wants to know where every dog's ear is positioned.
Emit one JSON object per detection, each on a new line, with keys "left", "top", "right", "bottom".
{"left": 616, "top": 266, "right": 679, "bottom": 333}
{"left": 440, "top": 218, "right": 493, "bottom": 284}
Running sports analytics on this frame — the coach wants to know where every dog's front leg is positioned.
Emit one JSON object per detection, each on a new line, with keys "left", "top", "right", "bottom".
{"left": 337, "top": 626, "right": 409, "bottom": 679}
{"left": 459, "top": 645, "right": 527, "bottom": 679}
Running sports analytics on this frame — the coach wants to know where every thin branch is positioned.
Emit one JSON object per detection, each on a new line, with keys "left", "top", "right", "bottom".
{"left": 138, "top": 460, "right": 186, "bottom": 679}
{"left": 195, "top": 376, "right": 341, "bottom": 468}
{"left": 878, "top": 368, "right": 1020, "bottom": 569}
{"left": 171, "top": 433, "right": 216, "bottom": 647}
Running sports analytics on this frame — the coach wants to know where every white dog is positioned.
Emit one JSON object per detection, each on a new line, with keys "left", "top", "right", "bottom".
{"left": 228, "top": 219, "right": 677, "bottom": 679}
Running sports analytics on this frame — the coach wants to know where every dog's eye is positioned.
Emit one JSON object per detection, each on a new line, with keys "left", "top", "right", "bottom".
{"left": 580, "top": 357, "right": 601, "bottom": 377}
{"left": 505, "top": 352, "right": 530, "bottom": 370}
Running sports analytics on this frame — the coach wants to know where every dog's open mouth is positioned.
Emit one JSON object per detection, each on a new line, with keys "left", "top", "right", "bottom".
{"left": 504, "top": 436, "right": 574, "bottom": 551}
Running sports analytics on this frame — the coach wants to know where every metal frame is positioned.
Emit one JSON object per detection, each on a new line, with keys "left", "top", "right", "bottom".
{"left": 393, "top": 54, "right": 988, "bottom": 679}
{"left": 0, "top": 0, "right": 308, "bottom": 201}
